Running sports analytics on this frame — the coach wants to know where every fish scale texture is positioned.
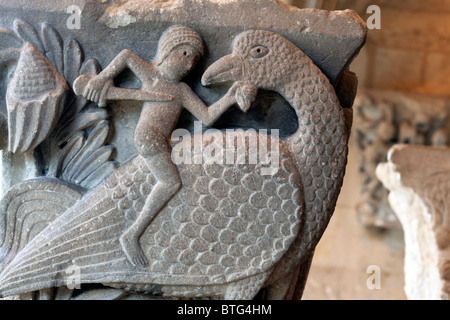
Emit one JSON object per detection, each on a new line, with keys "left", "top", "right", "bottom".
{"left": 106, "top": 132, "right": 303, "bottom": 284}
{"left": 232, "top": 29, "right": 348, "bottom": 264}
{"left": 287, "top": 68, "right": 348, "bottom": 259}
{"left": 0, "top": 132, "right": 303, "bottom": 295}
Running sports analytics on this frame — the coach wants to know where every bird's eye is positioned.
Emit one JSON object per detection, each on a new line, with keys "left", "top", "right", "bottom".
{"left": 250, "top": 46, "right": 269, "bottom": 59}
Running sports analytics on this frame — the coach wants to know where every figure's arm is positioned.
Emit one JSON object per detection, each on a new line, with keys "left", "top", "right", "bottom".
{"left": 83, "top": 49, "right": 154, "bottom": 104}
{"left": 181, "top": 82, "right": 257, "bottom": 127}
{"left": 96, "top": 49, "right": 152, "bottom": 81}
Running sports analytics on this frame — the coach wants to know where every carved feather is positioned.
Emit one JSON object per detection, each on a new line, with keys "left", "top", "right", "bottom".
{"left": 55, "top": 132, "right": 85, "bottom": 175}
{"left": 78, "top": 161, "right": 118, "bottom": 188}
{"left": 0, "top": 27, "right": 23, "bottom": 49}
{"left": 55, "top": 107, "right": 109, "bottom": 147}
{"left": 0, "top": 29, "right": 350, "bottom": 300}
{"left": 13, "top": 20, "right": 44, "bottom": 53}
{"left": 41, "top": 23, "right": 64, "bottom": 74}
{"left": 63, "top": 120, "right": 111, "bottom": 179}
{"left": 48, "top": 108, "right": 116, "bottom": 188}
{"left": 72, "top": 146, "right": 115, "bottom": 185}
{"left": 0, "top": 178, "right": 85, "bottom": 272}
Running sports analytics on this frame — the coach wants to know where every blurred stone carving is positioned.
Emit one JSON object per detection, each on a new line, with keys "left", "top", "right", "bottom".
{"left": 377, "top": 145, "right": 450, "bottom": 299}
{"left": 354, "top": 91, "right": 450, "bottom": 229}
{"left": 0, "top": 0, "right": 366, "bottom": 300}
{"left": 282, "top": 0, "right": 337, "bottom": 10}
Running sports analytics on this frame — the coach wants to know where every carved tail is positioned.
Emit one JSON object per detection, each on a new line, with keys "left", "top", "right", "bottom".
{"left": 281, "top": 57, "right": 349, "bottom": 264}
{"left": 0, "top": 178, "right": 84, "bottom": 271}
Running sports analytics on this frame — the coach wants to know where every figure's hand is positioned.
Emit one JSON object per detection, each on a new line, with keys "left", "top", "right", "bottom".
{"left": 83, "top": 76, "right": 113, "bottom": 107}
{"left": 230, "top": 82, "right": 258, "bottom": 112}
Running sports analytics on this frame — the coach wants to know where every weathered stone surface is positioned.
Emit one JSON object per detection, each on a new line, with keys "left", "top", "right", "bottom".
{"left": 377, "top": 144, "right": 450, "bottom": 299}
{"left": 0, "top": 0, "right": 365, "bottom": 299}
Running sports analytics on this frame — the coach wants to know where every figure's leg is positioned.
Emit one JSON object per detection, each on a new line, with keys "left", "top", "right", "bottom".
{"left": 120, "top": 121, "right": 181, "bottom": 267}
{"left": 120, "top": 152, "right": 181, "bottom": 267}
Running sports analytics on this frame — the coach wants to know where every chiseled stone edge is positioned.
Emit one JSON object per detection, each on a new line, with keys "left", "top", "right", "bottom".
{"left": 377, "top": 144, "right": 450, "bottom": 299}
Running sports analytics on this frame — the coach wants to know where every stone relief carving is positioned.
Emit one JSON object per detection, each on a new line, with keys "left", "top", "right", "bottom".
{"left": 0, "top": 0, "right": 365, "bottom": 300}
{"left": 74, "top": 25, "right": 260, "bottom": 268}
{"left": 354, "top": 91, "right": 450, "bottom": 230}
{"left": 0, "top": 20, "right": 118, "bottom": 193}
{"left": 377, "top": 145, "right": 450, "bottom": 299}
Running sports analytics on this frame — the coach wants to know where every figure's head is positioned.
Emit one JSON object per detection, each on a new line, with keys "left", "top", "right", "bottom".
{"left": 155, "top": 25, "right": 204, "bottom": 81}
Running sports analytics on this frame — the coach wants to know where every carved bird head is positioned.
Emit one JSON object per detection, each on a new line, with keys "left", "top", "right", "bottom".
{"left": 202, "top": 30, "right": 305, "bottom": 91}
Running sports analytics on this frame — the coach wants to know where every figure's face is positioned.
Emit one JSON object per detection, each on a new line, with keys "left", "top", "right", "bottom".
{"left": 158, "top": 45, "right": 201, "bottom": 81}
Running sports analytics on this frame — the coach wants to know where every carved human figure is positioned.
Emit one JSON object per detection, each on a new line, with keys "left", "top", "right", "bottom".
{"left": 80, "top": 25, "right": 256, "bottom": 267}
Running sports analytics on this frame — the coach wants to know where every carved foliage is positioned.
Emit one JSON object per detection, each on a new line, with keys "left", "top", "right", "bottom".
{"left": 0, "top": 21, "right": 118, "bottom": 298}
{"left": 1, "top": 21, "right": 67, "bottom": 154}
{"left": 0, "top": 20, "right": 117, "bottom": 189}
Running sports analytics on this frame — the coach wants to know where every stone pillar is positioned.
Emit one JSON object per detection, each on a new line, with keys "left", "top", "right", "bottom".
{"left": 377, "top": 144, "right": 450, "bottom": 299}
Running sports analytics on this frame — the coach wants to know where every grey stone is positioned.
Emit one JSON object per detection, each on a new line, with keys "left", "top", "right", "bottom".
{"left": 0, "top": 0, "right": 365, "bottom": 299}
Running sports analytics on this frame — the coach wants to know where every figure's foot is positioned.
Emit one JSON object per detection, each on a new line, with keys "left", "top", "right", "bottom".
{"left": 119, "top": 233, "right": 148, "bottom": 268}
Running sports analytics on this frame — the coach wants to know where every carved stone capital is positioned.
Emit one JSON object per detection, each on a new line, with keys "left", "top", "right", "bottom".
{"left": 0, "top": 0, "right": 365, "bottom": 300}
{"left": 377, "top": 144, "right": 450, "bottom": 299}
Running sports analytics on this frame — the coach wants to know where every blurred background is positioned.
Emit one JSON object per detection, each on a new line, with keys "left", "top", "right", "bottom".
{"left": 281, "top": 0, "right": 450, "bottom": 299}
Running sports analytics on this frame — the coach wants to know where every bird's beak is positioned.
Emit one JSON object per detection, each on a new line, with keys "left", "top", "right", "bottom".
{"left": 201, "top": 53, "right": 244, "bottom": 86}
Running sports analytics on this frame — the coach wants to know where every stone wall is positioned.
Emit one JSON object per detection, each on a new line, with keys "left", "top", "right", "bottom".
{"left": 345, "top": 0, "right": 450, "bottom": 97}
